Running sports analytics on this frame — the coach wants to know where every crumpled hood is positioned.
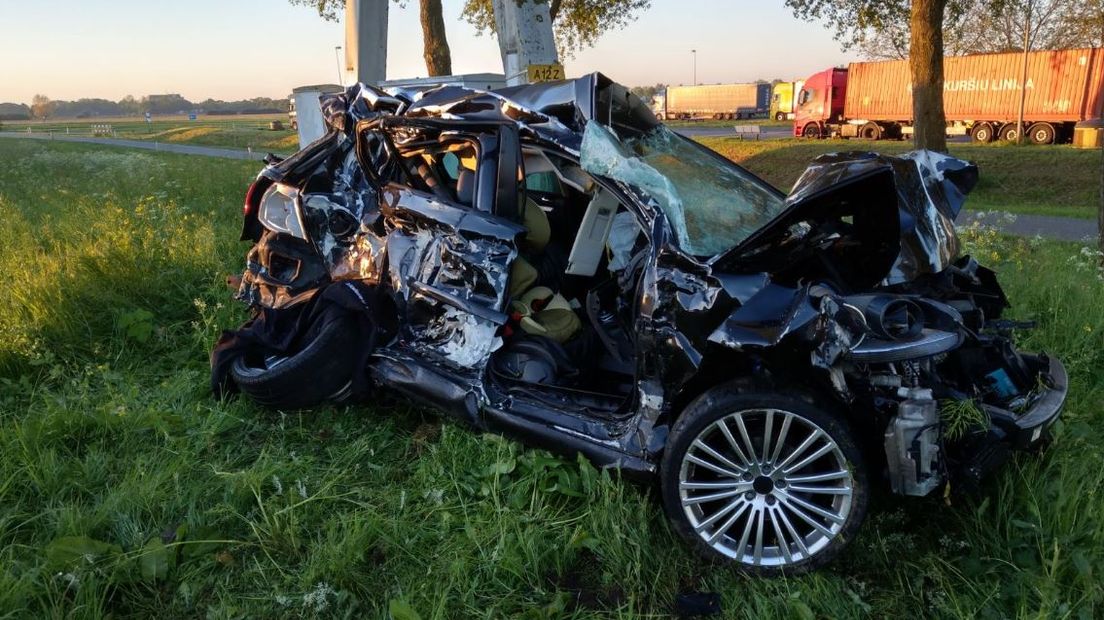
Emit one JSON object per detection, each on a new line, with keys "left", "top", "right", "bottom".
{"left": 724, "top": 150, "right": 979, "bottom": 286}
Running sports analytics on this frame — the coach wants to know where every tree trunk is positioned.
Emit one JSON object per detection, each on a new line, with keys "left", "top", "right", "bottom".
{"left": 910, "top": 0, "right": 948, "bottom": 152}
{"left": 420, "top": 0, "right": 452, "bottom": 76}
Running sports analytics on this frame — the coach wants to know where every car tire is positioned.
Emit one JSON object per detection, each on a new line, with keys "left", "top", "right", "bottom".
{"left": 774, "top": 111, "right": 786, "bottom": 122}
{"left": 660, "top": 383, "right": 868, "bottom": 576}
{"left": 801, "top": 123, "right": 821, "bottom": 139}
{"left": 230, "top": 314, "right": 362, "bottom": 409}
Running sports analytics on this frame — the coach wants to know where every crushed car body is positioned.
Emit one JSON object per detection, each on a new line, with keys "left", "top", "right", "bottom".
{"left": 211, "top": 74, "right": 1067, "bottom": 574}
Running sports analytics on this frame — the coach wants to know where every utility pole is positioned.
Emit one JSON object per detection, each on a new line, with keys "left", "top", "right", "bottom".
{"left": 334, "top": 46, "right": 344, "bottom": 85}
{"left": 1016, "top": 1, "right": 1031, "bottom": 145}
{"left": 492, "top": 0, "right": 560, "bottom": 86}
{"left": 345, "top": 0, "right": 388, "bottom": 85}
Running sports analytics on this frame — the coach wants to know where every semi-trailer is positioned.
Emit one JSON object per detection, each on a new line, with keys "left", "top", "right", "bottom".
{"left": 794, "top": 47, "right": 1104, "bottom": 143}
{"left": 655, "top": 82, "right": 772, "bottom": 120}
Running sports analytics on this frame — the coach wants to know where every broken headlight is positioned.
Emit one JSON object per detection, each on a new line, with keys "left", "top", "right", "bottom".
{"left": 257, "top": 184, "right": 308, "bottom": 240}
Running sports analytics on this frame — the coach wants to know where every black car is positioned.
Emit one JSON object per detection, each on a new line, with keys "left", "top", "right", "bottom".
{"left": 211, "top": 74, "right": 1067, "bottom": 574}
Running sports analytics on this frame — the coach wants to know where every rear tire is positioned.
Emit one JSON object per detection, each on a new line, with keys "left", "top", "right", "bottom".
{"left": 1027, "top": 122, "right": 1055, "bottom": 145}
{"left": 998, "top": 123, "right": 1020, "bottom": 142}
{"left": 660, "top": 384, "right": 868, "bottom": 575}
{"left": 859, "top": 122, "right": 882, "bottom": 140}
{"left": 970, "top": 122, "right": 994, "bottom": 143}
{"left": 230, "top": 314, "right": 362, "bottom": 409}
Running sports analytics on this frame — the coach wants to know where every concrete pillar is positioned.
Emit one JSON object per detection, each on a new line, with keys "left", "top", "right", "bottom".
{"left": 492, "top": 0, "right": 559, "bottom": 86}
{"left": 345, "top": 0, "right": 388, "bottom": 85}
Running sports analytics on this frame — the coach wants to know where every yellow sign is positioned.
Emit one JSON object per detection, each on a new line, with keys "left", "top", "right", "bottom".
{"left": 527, "top": 64, "right": 565, "bottom": 83}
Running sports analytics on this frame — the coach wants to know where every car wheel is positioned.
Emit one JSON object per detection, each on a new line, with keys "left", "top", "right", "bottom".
{"left": 230, "top": 314, "right": 362, "bottom": 409}
{"left": 774, "top": 111, "right": 785, "bottom": 122}
{"left": 660, "top": 385, "right": 868, "bottom": 575}
{"left": 801, "top": 123, "right": 821, "bottom": 139}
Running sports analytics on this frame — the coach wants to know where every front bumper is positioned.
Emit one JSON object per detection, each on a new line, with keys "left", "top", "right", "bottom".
{"left": 984, "top": 353, "right": 1067, "bottom": 450}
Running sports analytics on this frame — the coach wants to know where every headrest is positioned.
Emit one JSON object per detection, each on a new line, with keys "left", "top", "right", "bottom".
{"left": 521, "top": 198, "right": 550, "bottom": 254}
{"left": 456, "top": 169, "right": 475, "bottom": 206}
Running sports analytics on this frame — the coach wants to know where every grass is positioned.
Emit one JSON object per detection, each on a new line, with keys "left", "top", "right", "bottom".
{"left": 699, "top": 137, "right": 1103, "bottom": 220}
{"left": 2, "top": 138, "right": 1104, "bottom": 618}
{"left": 3, "top": 114, "right": 298, "bottom": 153}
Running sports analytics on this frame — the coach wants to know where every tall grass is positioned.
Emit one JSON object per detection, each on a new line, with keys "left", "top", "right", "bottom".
{"left": 1, "top": 139, "right": 1102, "bottom": 618}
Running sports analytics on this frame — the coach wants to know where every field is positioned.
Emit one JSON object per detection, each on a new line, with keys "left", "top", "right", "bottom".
{"left": 2, "top": 114, "right": 298, "bottom": 153}
{"left": 1, "top": 138, "right": 1104, "bottom": 618}
{"left": 701, "top": 137, "right": 1103, "bottom": 220}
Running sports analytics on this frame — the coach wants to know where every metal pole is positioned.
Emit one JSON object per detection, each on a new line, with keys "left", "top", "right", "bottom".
{"left": 334, "top": 46, "right": 344, "bottom": 85}
{"left": 1016, "top": 2, "right": 1030, "bottom": 145}
{"left": 691, "top": 49, "right": 697, "bottom": 85}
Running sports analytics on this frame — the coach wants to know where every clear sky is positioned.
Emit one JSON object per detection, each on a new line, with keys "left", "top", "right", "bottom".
{"left": 0, "top": 0, "right": 858, "bottom": 105}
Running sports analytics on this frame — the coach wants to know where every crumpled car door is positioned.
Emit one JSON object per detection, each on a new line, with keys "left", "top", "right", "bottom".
{"left": 378, "top": 123, "right": 526, "bottom": 372}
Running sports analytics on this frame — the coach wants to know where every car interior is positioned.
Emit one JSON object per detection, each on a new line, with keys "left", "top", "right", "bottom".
{"left": 395, "top": 135, "right": 648, "bottom": 414}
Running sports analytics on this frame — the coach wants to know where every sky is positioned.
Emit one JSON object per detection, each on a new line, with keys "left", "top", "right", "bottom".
{"left": 0, "top": 0, "right": 858, "bottom": 105}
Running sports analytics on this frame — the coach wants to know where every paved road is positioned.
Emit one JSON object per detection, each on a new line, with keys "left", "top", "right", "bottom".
{"left": 0, "top": 131, "right": 268, "bottom": 160}
{"left": 958, "top": 211, "right": 1096, "bottom": 242}
{"left": 674, "top": 125, "right": 794, "bottom": 139}
{"left": 4, "top": 129, "right": 1093, "bottom": 242}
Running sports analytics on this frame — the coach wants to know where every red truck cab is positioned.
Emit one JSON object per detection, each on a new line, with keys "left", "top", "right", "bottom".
{"left": 793, "top": 67, "right": 848, "bottom": 137}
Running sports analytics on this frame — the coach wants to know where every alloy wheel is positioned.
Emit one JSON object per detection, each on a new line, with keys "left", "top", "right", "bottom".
{"left": 677, "top": 408, "right": 854, "bottom": 567}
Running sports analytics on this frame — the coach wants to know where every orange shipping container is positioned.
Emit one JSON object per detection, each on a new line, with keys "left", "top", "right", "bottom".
{"left": 844, "top": 48, "right": 1104, "bottom": 123}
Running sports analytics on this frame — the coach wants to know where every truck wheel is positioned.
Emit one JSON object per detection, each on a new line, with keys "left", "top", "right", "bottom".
{"left": 801, "top": 123, "right": 821, "bottom": 139}
{"left": 775, "top": 111, "right": 786, "bottom": 122}
{"left": 660, "top": 385, "right": 868, "bottom": 575}
{"left": 1027, "top": 122, "right": 1055, "bottom": 145}
{"left": 859, "top": 122, "right": 882, "bottom": 140}
{"left": 970, "top": 123, "right": 994, "bottom": 143}
{"left": 998, "top": 123, "right": 1019, "bottom": 142}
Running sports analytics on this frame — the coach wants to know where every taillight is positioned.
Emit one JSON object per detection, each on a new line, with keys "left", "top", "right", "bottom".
{"left": 243, "top": 180, "right": 263, "bottom": 217}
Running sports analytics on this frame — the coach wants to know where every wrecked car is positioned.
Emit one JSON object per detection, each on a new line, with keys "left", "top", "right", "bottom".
{"left": 211, "top": 74, "right": 1067, "bottom": 574}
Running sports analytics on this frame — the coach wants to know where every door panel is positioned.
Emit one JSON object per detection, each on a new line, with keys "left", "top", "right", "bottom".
{"left": 381, "top": 184, "right": 525, "bottom": 370}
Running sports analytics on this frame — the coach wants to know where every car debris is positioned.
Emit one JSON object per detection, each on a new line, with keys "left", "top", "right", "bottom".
{"left": 211, "top": 74, "right": 1067, "bottom": 574}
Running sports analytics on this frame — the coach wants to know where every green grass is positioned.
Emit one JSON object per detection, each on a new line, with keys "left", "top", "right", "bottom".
{"left": 699, "top": 137, "right": 1103, "bottom": 220}
{"left": 3, "top": 115, "right": 298, "bottom": 153}
{"left": 2, "top": 138, "right": 1104, "bottom": 618}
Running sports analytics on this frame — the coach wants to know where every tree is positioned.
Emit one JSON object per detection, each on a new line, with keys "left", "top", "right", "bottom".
{"left": 909, "top": 0, "right": 948, "bottom": 151}
{"left": 786, "top": 0, "right": 951, "bottom": 151}
{"left": 462, "top": 0, "right": 651, "bottom": 58}
{"left": 30, "top": 94, "right": 55, "bottom": 120}
{"left": 630, "top": 83, "right": 665, "bottom": 102}
{"left": 420, "top": 0, "right": 452, "bottom": 76}
{"left": 855, "top": 0, "right": 1103, "bottom": 60}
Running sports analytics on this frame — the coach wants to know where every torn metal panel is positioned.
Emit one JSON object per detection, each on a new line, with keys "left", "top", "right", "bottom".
{"left": 380, "top": 185, "right": 524, "bottom": 370}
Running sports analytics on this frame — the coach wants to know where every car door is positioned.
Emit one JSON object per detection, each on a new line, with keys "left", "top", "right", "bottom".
{"left": 375, "top": 120, "right": 526, "bottom": 371}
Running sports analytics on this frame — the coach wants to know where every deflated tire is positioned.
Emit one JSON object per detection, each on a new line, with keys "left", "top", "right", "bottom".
{"left": 230, "top": 314, "right": 361, "bottom": 409}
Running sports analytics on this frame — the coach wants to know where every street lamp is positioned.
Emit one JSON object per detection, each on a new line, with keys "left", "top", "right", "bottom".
{"left": 691, "top": 49, "right": 697, "bottom": 86}
{"left": 334, "top": 46, "right": 344, "bottom": 85}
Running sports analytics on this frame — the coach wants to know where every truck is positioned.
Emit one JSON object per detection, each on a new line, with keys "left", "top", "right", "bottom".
{"left": 794, "top": 47, "right": 1104, "bottom": 144}
{"left": 655, "top": 82, "right": 772, "bottom": 120}
{"left": 769, "top": 80, "right": 805, "bottom": 121}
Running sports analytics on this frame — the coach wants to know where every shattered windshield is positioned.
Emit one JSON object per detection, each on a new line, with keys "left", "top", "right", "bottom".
{"left": 581, "top": 123, "right": 786, "bottom": 257}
